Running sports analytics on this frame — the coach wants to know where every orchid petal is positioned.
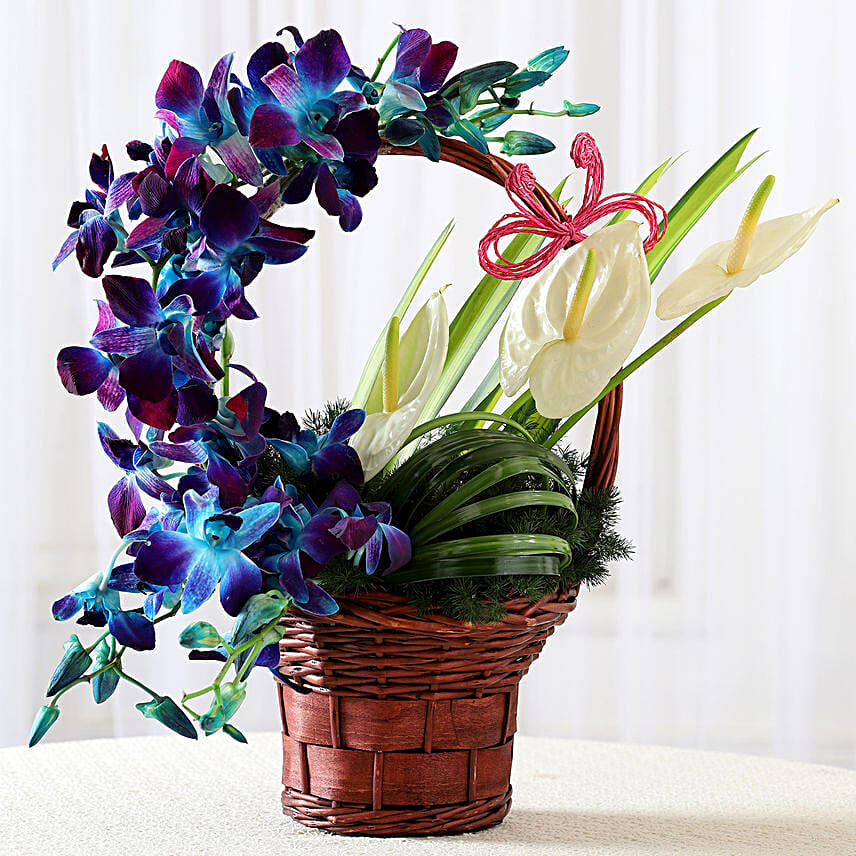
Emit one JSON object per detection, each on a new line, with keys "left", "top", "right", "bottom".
{"left": 200, "top": 184, "right": 259, "bottom": 252}
{"left": 276, "top": 551, "right": 309, "bottom": 603}
{"left": 97, "top": 368, "right": 128, "bottom": 415}
{"left": 108, "top": 611, "right": 155, "bottom": 651}
{"left": 380, "top": 523, "right": 411, "bottom": 573}
{"left": 394, "top": 29, "right": 432, "bottom": 79}
{"left": 294, "top": 29, "right": 350, "bottom": 101}
{"left": 183, "top": 488, "right": 220, "bottom": 541}
{"left": 176, "top": 382, "right": 218, "bottom": 426}
{"left": 248, "top": 103, "right": 301, "bottom": 148}
{"left": 125, "top": 216, "right": 169, "bottom": 251}
{"left": 326, "top": 409, "right": 366, "bottom": 443}
{"left": 219, "top": 551, "right": 262, "bottom": 616}
{"left": 156, "top": 60, "right": 204, "bottom": 117}
{"left": 261, "top": 64, "right": 305, "bottom": 112}
{"left": 103, "top": 172, "right": 138, "bottom": 216}
{"left": 163, "top": 136, "right": 207, "bottom": 180}
{"left": 53, "top": 231, "right": 79, "bottom": 270}
{"left": 418, "top": 41, "right": 458, "bottom": 93}
{"left": 247, "top": 41, "right": 289, "bottom": 93}
{"left": 134, "top": 529, "right": 200, "bottom": 587}
{"left": 119, "top": 344, "right": 173, "bottom": 402}
{"left": 181, "top": 548, "right": 220, "bottom": 613}
{"left": 205, "top": 450, "right": 250, "bottom": 510}
{"left": 312, "top": 443, "right": 363, "bottom": 484}
{"left": 126, "top": 389, "right": 178, "bottom": 431}
{"left": 102, "top": 275, "right": 164, "bottom": 327}
{"left": 108, "top": 475, "right": 146, "bottom": 536}
{"left": 214, "top": 132, "right": 263, "bottom": 187}
{"left": 330, "top": 514, "right": 378, "bottom": 551}
{"left": 300, "top": 123, "right": 345, "bottom": 161}
{"left": 91, "top": 326, "right": 157, "bottom": 355}
{"left": 300, "top": 580, "right": 338, "bottom": 615}
{"left": 232, "top": 502, "right": 281, "bottom": 550}
{"left": 76, "top": 215, "right": 117, "bottom": 278}
{"left": 57, "top": 346, "right": 112, "bottom": 396}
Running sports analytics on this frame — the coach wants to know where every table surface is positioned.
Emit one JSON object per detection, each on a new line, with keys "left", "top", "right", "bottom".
{"left": 1, "top": 733, "right": 854, "bottom": 856}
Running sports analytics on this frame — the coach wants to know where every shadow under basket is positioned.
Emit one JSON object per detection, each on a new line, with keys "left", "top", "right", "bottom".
{"left": 274, "top": 585, "right": 579, "bottom": 836}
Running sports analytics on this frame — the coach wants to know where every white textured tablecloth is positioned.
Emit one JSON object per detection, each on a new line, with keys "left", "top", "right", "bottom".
{"left": 1, "top": 733, "right": 854, "bottom": 855}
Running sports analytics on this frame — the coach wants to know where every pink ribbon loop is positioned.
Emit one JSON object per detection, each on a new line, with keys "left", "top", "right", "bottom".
{"left": 478, "top": 132, "right": 668, "bottom": 281}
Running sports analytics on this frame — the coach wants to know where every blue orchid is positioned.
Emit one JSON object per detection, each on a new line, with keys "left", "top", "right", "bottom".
{"left": 97, "top": 423, "right": 174, "bottom": 536}
{"left": 255, "top": 503, "right": 343, "bottom": 616}
{"left": 123, "top": 154, "right": 215, "bottom": 261}
{"left": 155, "top": 54, "right": 263, "bottom": 185}
{"left": 53, "top": 147, "right": 138, "bottom": 277}
{"left": 280, "top": 108, "right": 380, "bottom": 232}
{"left": 266, "top": 408, "right": 365, "bottom": 485}
{"left": 56, "top": 300, "right": 124, "bottom": 412}
{"left": 250, "top": 29, "right": 365, "bottom": 162}
{"left": 164, "top": 184, "right": 313, "bottom": 320}
{"left": 52, "top": 573, "right": 156, "bottom": 651}
{"left": 134, "top": 487, "right": 280, "bottom": 615}
{"left": 323, "top": 482, "right": 411, "bottom": 575}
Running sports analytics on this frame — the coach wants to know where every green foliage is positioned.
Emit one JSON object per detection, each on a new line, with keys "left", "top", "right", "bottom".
{"left": 319, "top": 440, "right": 630, "bottom": 623}
{"left": 302, "top": 397, "right": 351, "bottom": 434}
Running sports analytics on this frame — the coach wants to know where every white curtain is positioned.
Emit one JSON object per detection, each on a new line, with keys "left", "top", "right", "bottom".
{"left": 2, "top": 0, "right": 853, "bottom": 765}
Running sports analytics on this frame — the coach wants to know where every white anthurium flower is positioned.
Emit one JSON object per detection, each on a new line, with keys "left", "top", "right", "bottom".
{"left": 351, "top": 290, "right": 449, "bottom": 480}
{"left": 657, "top": 175, "right": 838, "bottom": 320}
{"left": 499, "top": 220, "right": 651, "bottom": 419}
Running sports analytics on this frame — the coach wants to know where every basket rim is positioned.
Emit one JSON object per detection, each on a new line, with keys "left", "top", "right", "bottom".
{"left": 281, "top": 581, "right": 581, "bottom": 636}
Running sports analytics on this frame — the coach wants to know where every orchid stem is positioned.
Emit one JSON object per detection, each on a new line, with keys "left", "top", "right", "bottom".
{"left": 116, "top": 669, "right": 160, "bottom": 700}
{"left": 151, "top": 257, "right": 166, "bottom": 292}
{"left": 545, "top": 294, "right": 729, "bottom": 447}
{"left": 371, "top": 32, "right": 400, "bottom": 81}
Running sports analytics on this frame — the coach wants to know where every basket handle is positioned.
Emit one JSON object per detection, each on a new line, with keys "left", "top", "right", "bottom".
{"left": 379, "top": 138, "right": 623, "bottom": 490}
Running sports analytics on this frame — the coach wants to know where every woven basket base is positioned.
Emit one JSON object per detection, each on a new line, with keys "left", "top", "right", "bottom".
{"left": 282, "top": 786, "right": 513, "bottom": 836}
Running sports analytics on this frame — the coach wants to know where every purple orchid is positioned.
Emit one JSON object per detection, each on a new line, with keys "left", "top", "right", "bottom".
{"left": 135, "top": 487, "right": 280, "bottom": 615}
{"left": 155, "top": 54, "right": 263, "bottom": 185}
{"left": 323, "top": 482, "right": 411, "bottom": 575}
{"left": 255, "top": 497, "right": 344, "bottom": 615}
{"left": 123, "top": 155, "right": 215, "bottom": 261}
{"left": 97, "top": 423, "right": 175, "bottom": 536}
{"left": 52, "top": 574, "right": 156, "bottom": 651}
{"left": 53, "top": 147, "right": 138, "bottom": 277}
{"left": 164, "top": 184, "right": 313, "bottom": 319}
{"left": 85, "top": 275, "right": 219, "bottom": 430}
{"left": 266, "top": 408, "right": 364, "bottom": 484}
{"left": 249, "top": 29, "right": 365, "bottom": 162}
{"left": 56, "top": 298, "right": 132, "bottom": 412}
{"left": 280, "top": 108, "right": 380, "bottom": 231}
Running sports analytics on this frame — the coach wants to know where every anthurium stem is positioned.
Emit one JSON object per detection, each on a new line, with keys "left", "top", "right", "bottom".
{"left": 546, "top": 293, "right": 729, "bottom": 447}
{"left": 382, "top": 316, "right": 400, "bottom": 412}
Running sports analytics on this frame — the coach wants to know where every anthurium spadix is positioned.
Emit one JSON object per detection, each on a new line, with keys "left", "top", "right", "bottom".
{"left": 350, "top": 291, "right": 449, "bottom": 480}
{"left": 499, "top": 221, "right": 651, "bottom": 419}
{"left": 657, "top": 175, "right": 839, "bottom": 320}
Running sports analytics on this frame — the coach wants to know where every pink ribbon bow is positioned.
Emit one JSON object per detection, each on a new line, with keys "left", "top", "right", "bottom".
{"left": 478, "top": 132, "right": 668, "bottom": 281}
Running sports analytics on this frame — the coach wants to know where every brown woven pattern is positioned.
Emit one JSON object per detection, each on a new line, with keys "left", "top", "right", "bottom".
{"left": 275, "top": 138, "right": 623, "bottom": 836}
{"left": 276, "top": 585, "right": 578, "bottom": 835}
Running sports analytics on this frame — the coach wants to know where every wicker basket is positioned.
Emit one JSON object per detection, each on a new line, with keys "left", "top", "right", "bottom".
{"left": 274, "top": 139, "right": 624, "bottom": 836}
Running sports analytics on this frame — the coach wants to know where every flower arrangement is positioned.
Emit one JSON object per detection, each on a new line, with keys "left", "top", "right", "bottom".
{"left": 33, "top": 23, "right": 836, "bottom": 751}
